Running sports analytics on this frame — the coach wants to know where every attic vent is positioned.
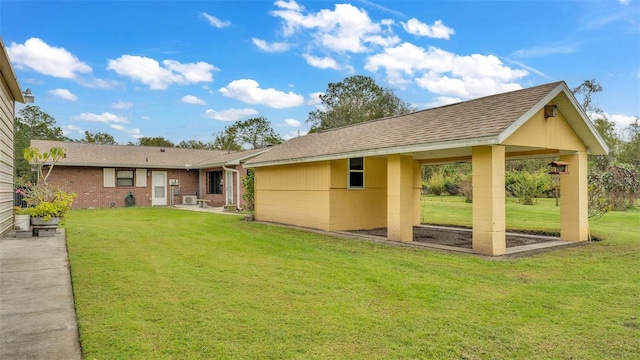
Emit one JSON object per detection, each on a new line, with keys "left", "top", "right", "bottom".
{"left": 544, "top": 104, "right": 558, "bottom": 118}
{"left": 160, "top": 148, "right": 166, "bottom": 152}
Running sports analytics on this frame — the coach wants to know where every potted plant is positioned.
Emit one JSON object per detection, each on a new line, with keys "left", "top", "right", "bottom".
{"left": 22, "top": 146, "right": 77, "bottom": 227}
{"left": 26, "top": 190, "right": 76, "bottom": 224}
{"left": 13, "top": 206, "right": 31, "bottom": 231}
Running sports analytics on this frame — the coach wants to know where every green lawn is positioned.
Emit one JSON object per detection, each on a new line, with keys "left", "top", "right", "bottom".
{"left": 66, "top": 200, "right": 639, "bottom": 359}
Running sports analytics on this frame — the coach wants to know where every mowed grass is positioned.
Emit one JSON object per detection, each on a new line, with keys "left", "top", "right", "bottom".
{"left": 66, "top": 201, "right": 640, "bottom": 359}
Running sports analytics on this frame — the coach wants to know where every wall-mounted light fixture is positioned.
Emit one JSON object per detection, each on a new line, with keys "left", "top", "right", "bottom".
{"left": 544, "top": 104, "right": 558, "bottom": 118}
{"left": 23, "top": 88, "right": 35, "bottom": 103}
{"left": 548, "top": 161, "right": 569, "bottom": 175}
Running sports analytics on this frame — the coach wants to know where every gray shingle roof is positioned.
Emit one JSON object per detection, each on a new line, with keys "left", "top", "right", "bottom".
{"left": 29, "top": 140, "right": 265, "bottom": 169}
{"left": 246, "top": 81, "right": 603, "bottom": 166}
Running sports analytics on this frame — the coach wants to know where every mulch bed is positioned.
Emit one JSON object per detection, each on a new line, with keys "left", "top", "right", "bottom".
{"left": 350, "top": 226, "right": 559, "bottom": 249}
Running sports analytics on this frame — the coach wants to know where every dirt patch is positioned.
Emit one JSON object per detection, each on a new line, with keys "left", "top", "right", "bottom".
{"left": 350, "top": 226, "right": 559, "bottom": 249}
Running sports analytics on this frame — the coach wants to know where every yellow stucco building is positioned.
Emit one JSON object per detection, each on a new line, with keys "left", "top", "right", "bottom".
{"left": 246, "top": 81, "right": 608, "bottom": 256}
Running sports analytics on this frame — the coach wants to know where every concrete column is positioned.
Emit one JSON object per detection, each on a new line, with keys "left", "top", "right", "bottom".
{"left": 387, "top": 154, "right": 414, "bottom": 242}
{"left": 560, "top": 151, "right": 589, "bottom": 241}
{"left": 413, "top": 161, "right": 422, "bottom": 226}
{"left": 472, "top": 146, "right": 506, "bottom": 256}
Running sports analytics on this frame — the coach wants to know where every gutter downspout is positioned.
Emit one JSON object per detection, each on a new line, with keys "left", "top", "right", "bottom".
{"left": 223, "top": 165, "right": 241, "bottom": 209}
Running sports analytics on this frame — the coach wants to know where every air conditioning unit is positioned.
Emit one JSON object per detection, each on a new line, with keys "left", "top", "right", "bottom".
{"left": 183, "top": 195, "right": 197, "bottom": 205}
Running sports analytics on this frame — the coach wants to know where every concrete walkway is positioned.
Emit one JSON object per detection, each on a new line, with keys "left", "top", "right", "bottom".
{"left": 0, "top": 229, "right": 82, "bottom": 359}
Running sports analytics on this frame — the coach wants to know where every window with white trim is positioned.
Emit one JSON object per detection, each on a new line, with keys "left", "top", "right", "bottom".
{"left": 348, "top": 157, "right": 364, "bottom": 189}
{"left": 116, "top": 170, "right": 134, "bottom": 187}
{"left": 206, "top": 171, "right": 223, "bottom": 194}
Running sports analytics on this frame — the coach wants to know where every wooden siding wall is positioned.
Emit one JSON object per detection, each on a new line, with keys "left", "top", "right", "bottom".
{"left": 0, "top": 73, "right": 15, "bottom": 235}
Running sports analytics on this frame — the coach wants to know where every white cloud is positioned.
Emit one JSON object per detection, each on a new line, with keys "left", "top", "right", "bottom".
{"left": 74, "top": 112, "right": 129, "bottom": 124}
{"left": 61, "top": 124, "right": 84, "bottom": 136}
{"left": 513, "top": 41, "right": 581, "bottom": 58}
{"left": 283, "top": 129, "right": 307, "bottom": 140}
{"left": 201, "top": 12, "right": 231, "bottom": 28}
{"left": 204, "top": 108, "right": 259, "bottom": 121}
{"left": 365, "top": 42, "right": 527, "bottom": 98}
{"left": 590, "top": 111, "right": 637, "bottom": 135}
{"left": 181, "top": 95, "right": 206, "bottom": 105}
{"left": 421, "top": 96, "right": 463, "bottom": 109}
{"left": 275, "top": 0, "right": 303, "bottom": 11}
{"left": 271, "top": 1, "right": 398, "bottom": 53}
{"left": 219, "top": 79, "right": 304, "bottom": 108}
{"left": 110, "top": 124, "right": 142, "bottom": 138}
{"left": 141, "top": 116, "right": 151, "bottom": 120}
{"left": 402, "top": 18, "right": 455, "bottom": 39}
{"left": 78, "top": 77, "right": 119, "bottom": 89}
{"left": 48, "top": 88, "right": 77, "bottom": 101}
{"left": 112, "top": 101, "right": 133, "bottom": 109}
{"left": 7, "top": 38, "right": 92, "bottom": 79}
{"left": 284, "top": 118, "right": 301, "bottom": 127}
{"left": 358, "top": 0, "right": 407, "bottom": 18}
{"left": 307, "top": 91, "right": 324, "bottom": 105}
{"left": 302, "top": 54, "right": 341, "bottom": 70}
{"left": 252, "top": 38, "right": 290, "bottom": 53}
{"left": 107, "top": 55, "right": 218, "bottom": 90}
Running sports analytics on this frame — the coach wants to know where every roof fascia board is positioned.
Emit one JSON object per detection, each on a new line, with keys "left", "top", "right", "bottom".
{"left": 247, "top": 136, "right": 499, "bottom": 168}
{"left": 497, "top": 82, "right": 608, "bottom": 155}
{"left": 0, "top": 37, "right": 25, "bottom": 103}
{"left": 557, "top": 83, "right": 609, "bottom": 155}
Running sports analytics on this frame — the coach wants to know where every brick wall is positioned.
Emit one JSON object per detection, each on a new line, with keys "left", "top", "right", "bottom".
{"left": 47, "top": 166, "right": 199, "bottom": 209}
{"left": 199, "top": 164, "right": 250, "bottom": 208}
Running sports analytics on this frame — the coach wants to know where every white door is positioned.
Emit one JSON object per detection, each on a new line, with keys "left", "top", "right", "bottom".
{"left": 152, "top": 171, "right": 167, "bottom": 206}
{"left": 226, "top": 171, "right": 234, "bottom": 205}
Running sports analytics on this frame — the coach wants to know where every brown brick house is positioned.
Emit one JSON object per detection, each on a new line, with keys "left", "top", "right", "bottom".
{"left": 29, "top": 140, "right": 267, "bottom": 209}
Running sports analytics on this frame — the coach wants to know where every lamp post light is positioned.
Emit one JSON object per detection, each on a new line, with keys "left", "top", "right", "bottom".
{"left": 23, "top": 88, "right": 35, "bottom": 103}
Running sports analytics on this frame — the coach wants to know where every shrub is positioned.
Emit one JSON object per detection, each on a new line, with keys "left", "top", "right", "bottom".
{"left": 601, "top": 163, "right": 640, "bottom": 210}
{"left": 587, "top": 169, "right": 612, "bottom": 219}
{"left": 456, "top": 173, "right": 473, "bottom": 203}
{"left": 241, "top": 170, "right": 255, "bottom": 213}
{"left": 25, "top": 189, "right": 76, "bottom": 221}
{"left": 425, "top": 169, "right": 445, "bottom": 195}
{"left": 505, "top": 169, "right": 551, "bottom": 205}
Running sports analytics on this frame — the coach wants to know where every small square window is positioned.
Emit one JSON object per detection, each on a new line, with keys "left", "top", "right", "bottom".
{"left": 116, "top": 170, "right": 134, "bottom": 187}
{"left": 348, "top": 157, "right": 364, "bottom": 189}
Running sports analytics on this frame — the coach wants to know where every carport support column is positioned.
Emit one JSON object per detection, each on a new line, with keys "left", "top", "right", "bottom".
{"left": 560, "top": 151, "right": 588, "bottom": 241}
{"left": 387, "top": 154, "right": 415, "bottom": 242}
{"left": 472, "top": 146, "right": 506, "bottom": 256}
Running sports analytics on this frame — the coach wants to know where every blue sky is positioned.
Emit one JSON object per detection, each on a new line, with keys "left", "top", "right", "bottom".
{"left": 2, "top": 0, "right": 639, "bottom": 145}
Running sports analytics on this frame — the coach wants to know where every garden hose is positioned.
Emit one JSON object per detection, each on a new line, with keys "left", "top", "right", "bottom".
{"left": 125, "top": 191, "right": 136, "bottom": 207}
